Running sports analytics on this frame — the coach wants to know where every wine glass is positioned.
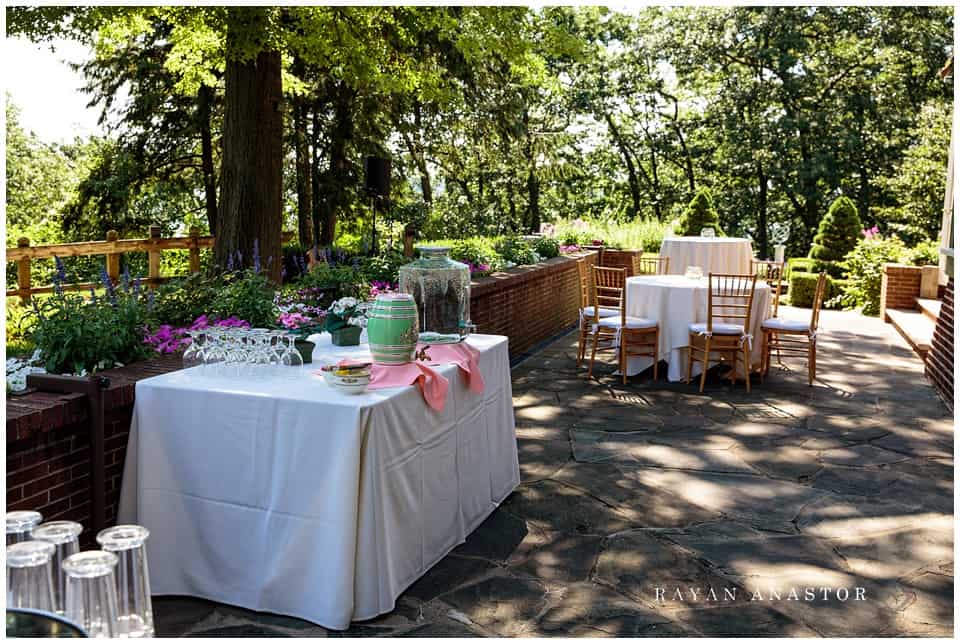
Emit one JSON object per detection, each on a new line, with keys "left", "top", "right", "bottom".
{"left": 181, "top": 331, "right": 203, "bottom": 370}
{"left": 280, "top": 334, "right": 303, "bottom": 377}
{"left": 202, "top": 328, "right": 228, "bottom": 375}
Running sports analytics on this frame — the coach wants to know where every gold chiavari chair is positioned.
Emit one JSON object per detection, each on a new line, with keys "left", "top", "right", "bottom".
{"left": 761, "top": 272, "right": 827, "bottom": 386}
{"left": 587, "top": 266, "right": 659, "bottom": 383}
{"left": 751, "top": 259, "right": 785, "bottom": 319}
{"left": 686, "top": 273, "right": 759, "bottom": 393}
{"left": 576, "top": 259, "right": 618, "bottom": 366}
{"left": 632, "top": 255, "right": 670, "bottom": 276}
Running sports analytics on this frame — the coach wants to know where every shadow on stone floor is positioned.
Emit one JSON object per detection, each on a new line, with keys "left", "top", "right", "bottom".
{"left": 155, "top": 309, "right": 953, "bottom": 637}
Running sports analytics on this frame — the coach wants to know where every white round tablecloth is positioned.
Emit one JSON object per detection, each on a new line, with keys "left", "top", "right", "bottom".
{"left": 659, "top": 237, "right": 754, "bottom": 276}
{"left": 624, "top": 274, "right": 770, "bottom": 381}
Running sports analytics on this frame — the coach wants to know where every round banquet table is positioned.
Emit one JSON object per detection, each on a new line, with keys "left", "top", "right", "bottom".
{"left": 624, "top": 274, "right": 770, "bottom": 381}
{"left": 659, "top": 236, "right": 754, "bottom": 276}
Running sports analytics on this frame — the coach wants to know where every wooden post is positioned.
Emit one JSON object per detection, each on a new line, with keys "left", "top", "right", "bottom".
{"left": 189, "top": 226, "right": 201, "bottom": 274}
{"left": 105, "top": 230, "right": 121, "bottom": 284}
{"left": 920, "top": 265, "right": 940, "bottom": 299}
{"left": 16, "top": 237, "right": 31, "bottom": 304}
{"left": 148, "top": 225, "right": 162, "bottom": 287}
{"left": 403, "top": 225, "right": 416, "bottom": 258}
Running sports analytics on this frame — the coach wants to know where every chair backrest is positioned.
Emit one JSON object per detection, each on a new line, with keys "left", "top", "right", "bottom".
{"left": 576, "top": 259, "right": 590, "bottom": 309}
{"left": 707, "top": 273, "right": 758, "bottom": 333}
{"left": 592, "top": 265, "right": 627, "bottom": 323}
{"left": 632, "top": 255, "right": 670, "bottom": 276}
{"left": 810, "top": 271, "right": 828, "bottom": 331}
{"left": 751, "top": 259, "right": 785, "bottom": 318}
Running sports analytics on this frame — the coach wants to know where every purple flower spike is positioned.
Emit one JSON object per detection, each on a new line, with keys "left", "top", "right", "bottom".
{"left": 227, "top": 251, "right": 235, "bottom": 272}
{"left": 253, "top": 239, "right": 261, "bottom": 274}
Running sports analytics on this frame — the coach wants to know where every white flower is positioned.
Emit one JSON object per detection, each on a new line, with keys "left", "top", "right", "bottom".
{"left": 341, "top": 297, "right": 357, "bottom": 309}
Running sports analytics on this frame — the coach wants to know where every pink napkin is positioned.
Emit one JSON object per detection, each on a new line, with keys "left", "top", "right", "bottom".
{"left": 417, "top": 342, "right": 485, "bottom": 394}
{"left": 368, "top": 362, "right": 450, "bottom": 412}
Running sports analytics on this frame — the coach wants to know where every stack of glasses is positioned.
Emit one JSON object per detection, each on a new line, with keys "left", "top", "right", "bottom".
{"left": 181, "top": 327, "right": 305, "bottom": 378}
{"left": 6, "top": 511, "right": 155, "bottom": 638}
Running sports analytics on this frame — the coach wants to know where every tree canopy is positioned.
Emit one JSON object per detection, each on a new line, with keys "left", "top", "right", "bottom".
{"left": 6, "top": 5, "right": 953, "bottom": 265}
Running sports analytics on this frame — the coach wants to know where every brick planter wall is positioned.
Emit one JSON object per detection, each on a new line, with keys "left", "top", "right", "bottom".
{"left": 6, "top": 356, "right": 183, "bottom": 546}
{"left": 598, "top": 249, "right": 644, "bottom": 276}
{"left": 7, "top": 253, "right": 596, "bottom": 538}
{"left": 880, "top": 264, "right": 922, "bottom": 319}
{"left": 925, "top": 278, "right": 954, "bottom": 411}
{"left": 470, "top": 251, "right": 597, "bottom": 360}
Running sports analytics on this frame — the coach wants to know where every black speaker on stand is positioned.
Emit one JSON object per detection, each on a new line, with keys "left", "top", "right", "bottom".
{"left": 364, "top": 156, "right": 391, "bottom": 255}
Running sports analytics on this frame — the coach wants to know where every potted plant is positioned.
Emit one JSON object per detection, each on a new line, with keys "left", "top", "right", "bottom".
{"left": 276, "top": 294, "right": 328, "bottom": 363}
{"left": 325, "top": 297, "right": 367, "bottom": 346}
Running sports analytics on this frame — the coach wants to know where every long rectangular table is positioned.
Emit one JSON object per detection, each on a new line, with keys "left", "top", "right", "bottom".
{"left": 117, "top": 334, "right": 519, "bottom": 630}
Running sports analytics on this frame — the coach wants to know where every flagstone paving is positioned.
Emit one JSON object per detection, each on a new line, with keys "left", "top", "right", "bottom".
{"left": 155, "top": 308, "right": 953, "bottom": 637}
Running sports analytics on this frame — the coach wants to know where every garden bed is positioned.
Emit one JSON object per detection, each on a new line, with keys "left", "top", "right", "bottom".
{"left": 6, "top": 251, "right": 598, "bottom": 539}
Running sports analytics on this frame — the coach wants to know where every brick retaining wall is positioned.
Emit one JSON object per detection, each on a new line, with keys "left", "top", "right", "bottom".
{"left": 6, "top": 253, "right": 596, "bottom": 538}
{"left": 880, "top": 264, "right": 922, "bottom": 319}
{"left": 6, "top": 356, "right": 182, "bottom": 546}
{"left": 925, "top": 278, "right": 954, "bottom": 411}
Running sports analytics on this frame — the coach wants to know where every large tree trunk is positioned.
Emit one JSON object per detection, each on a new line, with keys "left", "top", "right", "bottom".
{"left": 215, "top": 43, "right": 283, "bottom": 282}
{"left": 310, "top": 103, "right": 323, "bottom": 250}
{"left": 293, "top": 96, "right": 313, "bottom": 248}
{"left": 198, "top": 84, "right": 218, "bottom": 235}
{"left": 319, "top": 81, "right": 355, "bottom": 246}
{"left": 604, "top": 113, "right": 642, "bottom": 217}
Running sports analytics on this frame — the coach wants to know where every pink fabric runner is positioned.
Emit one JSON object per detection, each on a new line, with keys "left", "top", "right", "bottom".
{"left": 367, "top": 362, "right": 449, "bottom": 411}
{"left": 416, "top": 342, "right": 485, "bottom": 394}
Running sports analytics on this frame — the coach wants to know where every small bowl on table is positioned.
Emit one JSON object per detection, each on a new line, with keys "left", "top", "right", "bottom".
{"left": 320, "top": 364, "right": 371, "bottom": 394}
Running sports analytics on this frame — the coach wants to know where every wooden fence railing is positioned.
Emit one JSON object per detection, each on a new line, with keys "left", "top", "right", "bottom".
{"left": 7, "top": 226, "right": 293, "bottom": 303}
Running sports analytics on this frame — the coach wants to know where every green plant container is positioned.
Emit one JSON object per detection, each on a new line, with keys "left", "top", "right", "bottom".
{"left": 294, "top": 339, "right": 315, "bottom": 364}
{"left": 367, "top": 293, "right": 419, "bottom": 365}
{"left": 330, "top": 325, "right": 362, "bottom": 346}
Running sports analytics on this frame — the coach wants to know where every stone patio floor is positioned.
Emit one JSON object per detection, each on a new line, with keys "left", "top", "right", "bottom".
{"left": 155, "top": 307, "right": 953, "bottom": 637}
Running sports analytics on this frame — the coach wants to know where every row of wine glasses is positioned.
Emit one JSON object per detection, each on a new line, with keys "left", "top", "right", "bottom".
{"left": 7, "top": 511, "right": 154, "bottom": 638}
{"left": 181, "top": 327, "right": 304, "bottom": 376}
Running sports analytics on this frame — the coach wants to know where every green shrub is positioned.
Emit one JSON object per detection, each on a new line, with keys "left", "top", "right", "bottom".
{"left": 533, "top": 236, "right": 560, "bottom": 259}
{"left": 151, "top": 272, "right": 224, "bottom": 327}
{"left": 906, "top": 239, "right": 940, "bottom": 266}
{"left": 787, "top": 272, "right": 843, "bottom": 309}
{"left": 551, "top": 217, "right": 668, "bottom": 252}
{"left": 786, "top": 257, "right": 813, "bottom": 278}
{"left": 361, "top": 247, "right": 406, "bottom": 284}
{"left": 295, "top": 262, "right": 368, "bottom": 302}
{"left": 676, "top": 189, "right": 723, "bottom": 237}
{"left": 494, "top": 236, "right": 539, "bottom": 266}
{"left": 835, "top": 234, "right": 906, "bottom": 316}
{"left": 809, "top": 196, "right": 862, "bottom": 262}
{"left": 210, "top": 269, "right": 277, "bottom": 327}
{"left": 446, "top": 238, "right": 503, "bottom": 272}
{"left": 29, "top": 270, "right": 153, "bottom": 374}
{"left": 811, "top": 258, "right": 847, "bottom": 279}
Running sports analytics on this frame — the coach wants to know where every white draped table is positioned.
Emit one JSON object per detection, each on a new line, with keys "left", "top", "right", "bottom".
{"left": 659, "top": 236, "right": 754, "bottom": 276}
{"left": 117, "top": 333, "right": 519, "bottom": 630}
{"left": 624, "top": 275, "right": 770, "bottom": 381}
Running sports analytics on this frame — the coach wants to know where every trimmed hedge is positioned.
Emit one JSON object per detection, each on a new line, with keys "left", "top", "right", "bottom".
{"left": 788, "top": 272, "right": 847, "bottom": 309}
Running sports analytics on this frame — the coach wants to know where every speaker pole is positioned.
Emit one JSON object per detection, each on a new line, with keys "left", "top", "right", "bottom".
{"left": 370, "top": 195, "right": 377, "bottom": 256}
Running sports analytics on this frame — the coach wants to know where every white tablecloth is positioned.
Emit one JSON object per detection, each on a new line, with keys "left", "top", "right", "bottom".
{"left": 117, "top": 334, "right": 519, "bottom": 630}
{"left": 659, "top": 237, "right": 754, "bottom": 276}
{"left": 624, "top": 275, "right": 770, "bottom": 381}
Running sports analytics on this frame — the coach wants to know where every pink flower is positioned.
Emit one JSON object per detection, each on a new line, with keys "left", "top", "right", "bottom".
{"left": 279, "top": 312, "right": 309, "bottom": 329}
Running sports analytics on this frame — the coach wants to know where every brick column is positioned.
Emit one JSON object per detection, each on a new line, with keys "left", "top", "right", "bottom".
{"left": 880, "top": 264, "right": 922, "bottom": 320}
{"left": 925, "top": 278, "right": 954, "bottom": 411}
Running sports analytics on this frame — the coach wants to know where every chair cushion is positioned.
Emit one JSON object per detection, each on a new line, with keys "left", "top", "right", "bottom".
{"left": 688, "top": 322, "right": 744, "bottom": 335}
{"left": 581, "top": 306, "right": 619, "bottom": 318}
{"left": 598, "top": 316, "right": 658, "bottom": 330}
{"left": 762, "top": 317, "right": 810, "bottom": 332}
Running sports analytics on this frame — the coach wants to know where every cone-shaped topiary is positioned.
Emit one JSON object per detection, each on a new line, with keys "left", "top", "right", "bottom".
{"left": 808, "top": 196, "right": 862, "bottom": 262}
{"left": 676, "top": 189, "right": 724, "bottom": 237}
